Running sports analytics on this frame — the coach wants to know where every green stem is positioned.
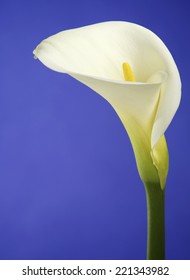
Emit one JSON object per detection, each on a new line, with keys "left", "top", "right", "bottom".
{"left": 145, "top": 182, "right": 165, "bottom": 260}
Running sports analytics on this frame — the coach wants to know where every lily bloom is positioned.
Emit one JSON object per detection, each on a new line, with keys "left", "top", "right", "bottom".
{"left": 33, "top": 22, "right": 181, "bottom": 190}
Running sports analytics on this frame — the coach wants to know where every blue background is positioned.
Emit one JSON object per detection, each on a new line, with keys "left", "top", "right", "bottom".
{"left": 0, "top": 0, "right": 189, "bottom": 260}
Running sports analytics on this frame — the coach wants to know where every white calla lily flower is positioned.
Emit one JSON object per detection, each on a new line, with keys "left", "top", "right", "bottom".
{"left": 33, "top": 21, "right": 181, "bottom": 190}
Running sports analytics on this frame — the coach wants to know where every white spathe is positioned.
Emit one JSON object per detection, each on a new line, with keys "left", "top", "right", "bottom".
{"left": 33, "top": 21, "right": 181, "bottom": 188}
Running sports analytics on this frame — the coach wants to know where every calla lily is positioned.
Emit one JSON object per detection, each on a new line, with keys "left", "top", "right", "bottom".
{"left": 33, "top": 21, "right": 181, "bottom": 189}
{"left": 33, "top": 21, "right": 181, "bottom": 259}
